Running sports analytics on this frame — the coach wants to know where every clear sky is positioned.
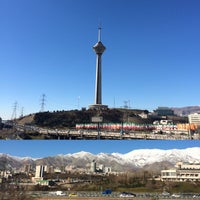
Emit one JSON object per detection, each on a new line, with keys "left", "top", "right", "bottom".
{"left": 1, "top": 0, "right": 200, "bottom": 119}
{"left": 0, "top": 140, "right": 200, "bottom": 158}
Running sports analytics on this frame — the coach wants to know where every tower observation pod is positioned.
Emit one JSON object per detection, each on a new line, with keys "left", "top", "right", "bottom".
{"left": 89, "top": 27, "right": 108, "bottom": 110}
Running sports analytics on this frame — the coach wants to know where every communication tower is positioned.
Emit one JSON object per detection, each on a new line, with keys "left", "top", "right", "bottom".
{"left": 89, "top": 26, "right": 108, "bottom": 110}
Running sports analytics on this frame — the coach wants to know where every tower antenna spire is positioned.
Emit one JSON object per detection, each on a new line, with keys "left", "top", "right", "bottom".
{"left": 98, "top": 23, "right": 102, "bottom": 42}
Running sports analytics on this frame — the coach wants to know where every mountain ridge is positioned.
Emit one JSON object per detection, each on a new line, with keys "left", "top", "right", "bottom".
{"left": 172, "top": 106, "right": 200, "bottom": 116}
{"left": 1, "top": 147, "right": 200, "bottom": 172}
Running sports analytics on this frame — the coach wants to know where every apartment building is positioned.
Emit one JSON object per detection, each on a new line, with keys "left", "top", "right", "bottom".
{"left": 188, "top": 113, "right": 200, "bottom": 125}
{"left": 32, "top": 165, "right": 44, "bottom": 183}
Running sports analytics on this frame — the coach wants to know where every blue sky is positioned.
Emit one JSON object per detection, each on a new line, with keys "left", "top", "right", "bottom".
{"left": 0, "top": 140, "right": 200, "bottom": 158}
{"left": 1, "top": 0, "right": 200, "bottom": 119}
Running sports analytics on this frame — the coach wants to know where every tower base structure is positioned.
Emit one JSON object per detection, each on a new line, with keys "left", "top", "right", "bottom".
{"left": 89, "top": 104, "right": 108, "bottom": 110}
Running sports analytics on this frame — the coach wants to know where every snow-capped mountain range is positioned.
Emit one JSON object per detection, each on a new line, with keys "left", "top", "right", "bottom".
{"left": 0, "top": 147, "right": 200, "bottom": 172}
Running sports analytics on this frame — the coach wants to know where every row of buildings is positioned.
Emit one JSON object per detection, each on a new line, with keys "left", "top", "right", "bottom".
{"left": 1, "top": 162, "right": 200, "bottom": 185}
{"left": 0, "top": 160, "right": 112, "bottom": 185}
{"left": 154, "top": 107, "right": 200, "bottom": 125}
{"left": 76, "top": 107, "right": 200, "bottom": 133}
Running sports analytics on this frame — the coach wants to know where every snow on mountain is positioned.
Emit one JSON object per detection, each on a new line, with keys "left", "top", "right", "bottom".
{"left": 0, "top": 147, "right": 200, "bottom": 171}
{"left": 121, "top": 148, "right": 200, "bottom": 167}
{"left": 60, "top": 147, "right": 200, "bottom": 169}
{"left": 68, "top": 151, "right": 95, "bottom": 160}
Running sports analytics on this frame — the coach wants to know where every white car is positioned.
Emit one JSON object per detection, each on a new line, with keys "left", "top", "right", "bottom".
{"left": 193, "top": 194, "right": 200, "bottom": 198}
{"left": 162, "top": 191, "right": 170, "bottom": 196}
{"left": 171, "top": 193, "right": 181, "bottom": 198}
{"left": 49, "top": 191, "right": 66, "bottom": 196}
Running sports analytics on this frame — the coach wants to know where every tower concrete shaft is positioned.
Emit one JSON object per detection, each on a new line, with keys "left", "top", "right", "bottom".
{"left": 95, "top": 53, "right": 102, "bottom": 104}
{"left": 93, "top": 28, "right": 106, "bottom": 105}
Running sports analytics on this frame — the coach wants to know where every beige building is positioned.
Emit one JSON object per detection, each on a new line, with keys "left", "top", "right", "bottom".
{"left": 32, "top": 165, "right": 44, "bottom": 183}
{"left": 161, "top": 162, "right": 200, "bottom": 182}
{"left": 188, "top": 113, "right": 200, "bottom": 125}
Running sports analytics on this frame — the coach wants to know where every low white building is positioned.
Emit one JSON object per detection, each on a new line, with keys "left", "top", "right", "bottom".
{"left": 161, "top": 162, "right": 200, "bottom": 182}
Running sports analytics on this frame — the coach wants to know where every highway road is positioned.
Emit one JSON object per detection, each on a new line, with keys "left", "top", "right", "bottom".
{"left": 12, "top": 123, "right": 200, "bottom": 140}
{"left": 35, "top": 197, "right": 195, "bottom": 200}
{"left": 29, "top": 191, "right": 198, "bottom": 200}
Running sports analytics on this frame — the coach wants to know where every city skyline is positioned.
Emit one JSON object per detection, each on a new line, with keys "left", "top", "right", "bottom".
{"left": 1, "top": 0, "right": 200, "bottom": 119}
{"left": 0, "top": 140, "right": 200, "bottom": 158}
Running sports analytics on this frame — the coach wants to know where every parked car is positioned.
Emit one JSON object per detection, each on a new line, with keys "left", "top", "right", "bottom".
{"left": 120, "top": 192, "right": 136, "bottom": 197}
{"left": 171, "top": 193, "right": 181, "bottom": 198}
{"left": 102, "top": 189, "right": 112, "bottom": 195}
{"left": 69, "top": 193, "right": 78, "bottom": 197}
{"left": 162, "top": 191, "right": 170, "bottom": 197}
{"left": 49, "top": 191, "right": 66, "bottom": 196}
{"left": 193, "top": 194, "right": 200, "bottom": 198}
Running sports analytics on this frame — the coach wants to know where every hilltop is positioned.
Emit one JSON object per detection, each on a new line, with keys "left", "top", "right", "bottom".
{"left": 17, "top": 108, "right": 154, "bottom": 128}
{"left": 16, "top": 108, "right": 188, "bottom": 129}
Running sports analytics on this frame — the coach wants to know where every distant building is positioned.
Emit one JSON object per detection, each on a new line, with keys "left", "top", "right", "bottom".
{"left": 98, "top": 164, "right": 104, "bottom": 171}
{"left": 153, "top": 120, "right": 173, "bottom": 125}
{"left": 35, "top": 165, "right": 44, "bottom": 178}
{"left": 138, "top": 111, "right": 148, "bottom": 119}
{"left": 44, "top": 165, "right": 54, "bottom": 173}
{"left": 104, "top": 167, "right": 112, "bottom": 173}
{"left": 23, "top": 164, "right": 32, "bottom": 174}
{"left": 0, "top": 118, "right": 2, "bottom": 129}
{"left": 65, "top": 165, "right": 75, "bottom": 172}
{"left": 90, "top": 160, "right": 111, "bottom": 174}
{"left": 0, "top": 171, "right": 12, "bottom": 179}
{"left": 35, "top": 179, "right": 49, "bottom": 186}
{"left": 54, "top": 167, "right": 62, "bottom": 173}
{"left": 154, "top": 107, "right": 174, "bottom": 116}
{"left": 161, "top": 162, "right": 200, "bottom": 182}
{"left": 188, "top": 113, "right": 200, "bottom": 125}
{"left": 91, "top": 160, "right": 97, "bottom": 173}
{"left": 32, "top": 165, "right": 44, "bottom": 183}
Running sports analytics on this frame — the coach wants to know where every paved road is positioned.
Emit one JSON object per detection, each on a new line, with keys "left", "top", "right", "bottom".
{"left": 35, "top": 197, "right": 189, "bottom": 200}
{"left": 13, "top": 123, "right": 200, "bottom": 140}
